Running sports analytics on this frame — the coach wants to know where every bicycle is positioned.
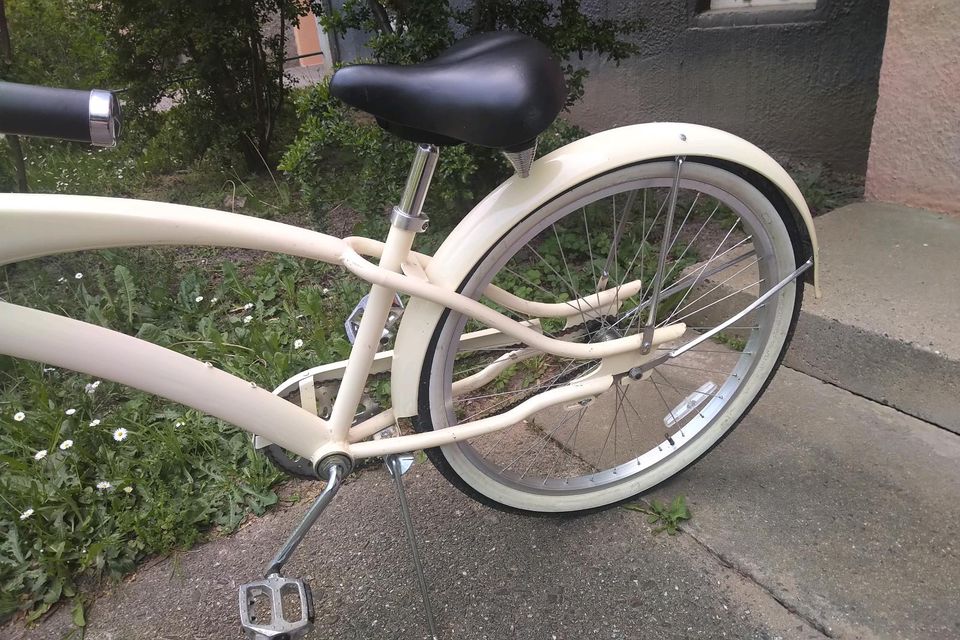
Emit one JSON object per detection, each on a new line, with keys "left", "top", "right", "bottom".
{"left": 0, "top": 31, "right": 817, "bottom": 640}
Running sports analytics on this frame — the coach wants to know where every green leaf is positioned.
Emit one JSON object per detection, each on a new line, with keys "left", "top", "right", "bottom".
{"left": 25, "top": 600, "right": 52, "bottom": 623}
{"left": 71, "top": 598, "right": 86, "bottom": 627}
{"left": 624, "top": 496, "right": 692, "bottom": 535}
{"left": 135, "top": 322, "right": 169, "bottom": 346}
{"left": 114, "top": 264, "right": 137, "bottom": 327}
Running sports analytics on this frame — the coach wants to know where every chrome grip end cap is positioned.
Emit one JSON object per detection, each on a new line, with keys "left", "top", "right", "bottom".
{"left": 88, "top": 89, "right": 120, "bottom": 147}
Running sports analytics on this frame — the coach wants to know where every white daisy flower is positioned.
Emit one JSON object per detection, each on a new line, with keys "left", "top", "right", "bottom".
{"left": 13, "top": 411, "right": 25, "bottom": 422}
{"left": 59, "top": 440, "right": 74, "bottom": 450}
{"left": 211, "top": 297, "right": 219, "bottom": 304}
{"left": 58, "top": 276, "right": 67, "bottom": 283}
{"left": 113, "top": 428, "right": 128, "bottom": 442}
{"left": 65, "top": 408, "right": 77, "bottom": 416}
{"left": 84, "top": 380, "right": 101, "bottom": 394}
{"left": 19, "top": 508, "right": 34, "bottom": 520}
{"left": 243, "top": 302, "right": 254, "bottom": 310}
{"left": 174, "top": 421, "right": 184, "bottom": 428}
{"left": 293, "top": 339, "right": 304, "bottom": 349}
{"left": 96, "top": 480, "right": 112, "bottom": 490}
{"left": 195, "top": 295, "right": 204, "bottom": 303}
{"left": 123, "top": 486, "right": 133, "bottom": 494}
{"left": 74, "top": 272, "right": 83, "bottom": 280}
{"left": 322, "top": 288, "right": 330, "bottom": 295}
{"left": 34, "top": 449, "right": 48, "bottom": 461}
{"left": 243, "top": 315, "right": 253, "bottom": 324}
{"left": 89, "top": 418, "right": 101, "bottom": 427}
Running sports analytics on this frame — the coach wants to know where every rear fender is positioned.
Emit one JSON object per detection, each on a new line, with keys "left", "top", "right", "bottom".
{"left": 390, "top": 122, "right": 819, "bottom": 418}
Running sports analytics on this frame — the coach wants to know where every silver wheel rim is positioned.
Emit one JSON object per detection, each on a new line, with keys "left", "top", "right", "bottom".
{"left": 427, "top": 162, "right": 796, "bottom": 507}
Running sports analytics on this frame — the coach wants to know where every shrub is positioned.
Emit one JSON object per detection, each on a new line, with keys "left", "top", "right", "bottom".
{"left": 283, "top": 0, "right": 637, "bottom": 229}
{"left": 280, "top": 80, "right": 492, "bottom": 232}
{"left": 321, "top": 0, "right": 644, "bottom": 105}
{"left": 95, "top": 0, "right": 319, "bottom": 172}
{"left": 281, "top": 80, "right": 588, "bottom": 232}
{"left": 0, "top": 0, "right": 115, "bottom": 191}
{"left": 0, "top": 0, "right": 112, "bottom": 88}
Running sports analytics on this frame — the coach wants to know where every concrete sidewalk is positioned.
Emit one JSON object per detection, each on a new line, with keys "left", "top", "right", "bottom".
{"left": 13, "top": 366, "right": 959, "bottom": 639}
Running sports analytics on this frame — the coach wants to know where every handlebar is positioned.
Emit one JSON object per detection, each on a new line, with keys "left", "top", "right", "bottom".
{"left": 0, "top": 80, "right": 121, "bottom": 147}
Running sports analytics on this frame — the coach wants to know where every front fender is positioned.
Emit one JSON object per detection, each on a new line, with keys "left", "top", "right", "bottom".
{"left": 390, "top": 122, "right": 819, "bottom": 418}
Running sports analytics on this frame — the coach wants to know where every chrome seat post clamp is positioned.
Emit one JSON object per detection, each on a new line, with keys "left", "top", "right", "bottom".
{"left": 391, "top": 143, "right": 439, "bottom": 233}
{"left": 390, "top": 206, "right": 430, "bottom": 232}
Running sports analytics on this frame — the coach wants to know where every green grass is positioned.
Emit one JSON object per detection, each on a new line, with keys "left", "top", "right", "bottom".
{"left": 787, "top": 161, "right": 864, "bottom": 216}
{"left": 0, "top": 245, "right": 371, "bottom": 621}
{"left": 712, "top": 332, "right": 748, "bottom": 352}
{"left": 624, "top": 495, "right": 692, "bottom": 535}
{"left": 0, "top": 121, "right": 371, "bottom": 622}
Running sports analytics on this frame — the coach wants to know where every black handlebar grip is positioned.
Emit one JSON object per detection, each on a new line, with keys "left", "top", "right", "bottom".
{"left": 0, "top": 81, "right": 121, "bottom": 147}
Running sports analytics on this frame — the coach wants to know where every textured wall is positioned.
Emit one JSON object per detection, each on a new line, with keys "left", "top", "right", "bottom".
{"left": 865, "top": 0, "right": 960, "bottom": 215}
{"left": 567, "top": 1, "right": 889, "bottom": 173}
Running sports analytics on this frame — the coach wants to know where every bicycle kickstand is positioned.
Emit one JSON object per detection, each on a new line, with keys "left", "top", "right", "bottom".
{"left": 238, "top": 455, "right": 350, "bottom": 640}
{"left": 386, "top": 452, "right": 440, "bottom": 640}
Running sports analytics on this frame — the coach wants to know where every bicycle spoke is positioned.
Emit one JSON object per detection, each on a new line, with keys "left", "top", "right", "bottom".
{"left": 614, "top": 189, "right": 670, "bottom": 300}
{"left": 595, "top": 380, "right": 629, "bottom": 469}
{"left": 604, "top": 246, "right": 757, "bottom": 335}
{"left": 661, "top": 201, "right": 721, "bottom": 286}
{"left": 659, "top": 361, "right": 738, "bottom": 377}
{"left": 500, "top": 265, "right": 582, "bottom": 315}
{"left": 652, "top": 219, "right": 743, "bottom": 328}
{"left": 671, "top": 278, "right": 764, "bottom": 325}
{"left": 531, "top": 232, "right": 589, "bottom": 328}
{"left": 660, "top": 256, "right": 760, "bottom": 326}
{"left": 649, "top": 373, "right": 681, "bottom": 429}
{"left": 582, "top": 208, "right": 598, "bottom": 291}
{"left": 515, "top": 411, "right": 577, "bottom": 478}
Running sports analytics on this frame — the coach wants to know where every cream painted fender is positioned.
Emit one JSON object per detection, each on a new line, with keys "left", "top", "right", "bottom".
{"left": 390, "top": 122, "right": 820, "bottom": 418}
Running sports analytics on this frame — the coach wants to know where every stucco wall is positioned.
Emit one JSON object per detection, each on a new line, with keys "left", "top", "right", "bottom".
{"left": 865, "top": 0, "right": 960, "bottom": 215}
{"left": 568, "top": 1, "right": 888, "bottom": 174}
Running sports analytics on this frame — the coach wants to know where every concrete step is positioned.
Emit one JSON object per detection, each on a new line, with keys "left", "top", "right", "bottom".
{"left": 686, "top": 201, "right": 960, "bottom": 433}
{"left": 786, "top": 202, "right": 960, "bottom": 433}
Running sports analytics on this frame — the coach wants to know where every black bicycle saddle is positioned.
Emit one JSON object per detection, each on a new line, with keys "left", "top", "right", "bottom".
{"left": 329, "top": 31, "right": 567, "bottom": 151}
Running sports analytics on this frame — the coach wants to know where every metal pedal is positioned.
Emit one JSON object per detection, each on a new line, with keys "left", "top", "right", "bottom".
{"left": 238, "top": 459, "right": 347, "bottom": 639}
{"left": 345, "top": 293, "right": 404, "bottom": 345}
{"left": 239, "top": 573, "right": 314, "bottom": 640}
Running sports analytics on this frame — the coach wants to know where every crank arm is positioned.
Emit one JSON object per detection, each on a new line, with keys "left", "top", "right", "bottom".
{"left": 239, "top": 460, "right": 348, "bottom": 640}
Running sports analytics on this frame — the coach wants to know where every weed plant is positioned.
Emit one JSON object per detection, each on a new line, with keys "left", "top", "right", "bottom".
{"left": 0, "top": 247, "right": 367, "bottom": 621}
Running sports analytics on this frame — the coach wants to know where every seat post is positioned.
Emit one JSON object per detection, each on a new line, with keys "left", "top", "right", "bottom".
{"left": 390, "top": 143, "right": 439, "bottom": 233}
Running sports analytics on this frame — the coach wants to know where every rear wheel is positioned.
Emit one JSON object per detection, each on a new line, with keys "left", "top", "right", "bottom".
{"left": 416, "top": 161, "right": 804, "bottom": 513}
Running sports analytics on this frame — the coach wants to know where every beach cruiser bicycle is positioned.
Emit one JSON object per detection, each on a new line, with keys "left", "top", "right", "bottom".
{"left": 0, "top": 32, "right": 818, "bottom": 639}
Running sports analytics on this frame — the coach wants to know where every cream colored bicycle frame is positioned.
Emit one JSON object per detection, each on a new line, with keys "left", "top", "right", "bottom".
{"left": 0, "top": 123, "right": 818, "bottom": 469}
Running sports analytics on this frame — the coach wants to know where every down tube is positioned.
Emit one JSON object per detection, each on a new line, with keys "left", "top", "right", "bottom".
{"left": 0, "top": 301, "right": 332, "bottom": 459}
